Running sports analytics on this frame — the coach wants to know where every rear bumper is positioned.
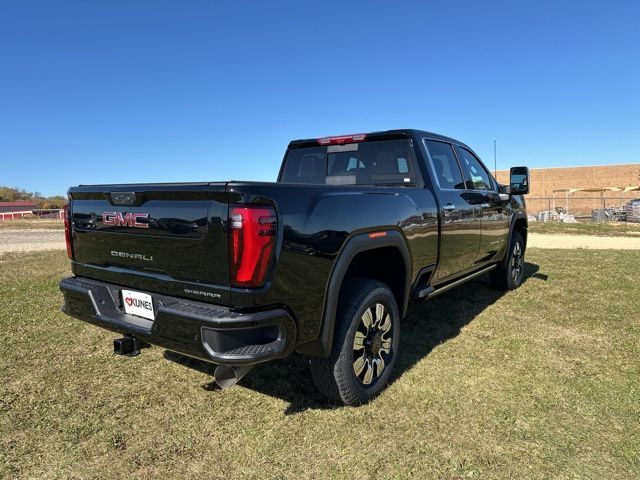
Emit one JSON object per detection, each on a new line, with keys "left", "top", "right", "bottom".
{"left": 59, "top": 276, "right": 296, "bottom": 366}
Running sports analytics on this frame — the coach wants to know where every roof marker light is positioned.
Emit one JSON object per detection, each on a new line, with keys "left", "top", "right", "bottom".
{"left": 317, "top": 133, "right": 367, "bottom": 145}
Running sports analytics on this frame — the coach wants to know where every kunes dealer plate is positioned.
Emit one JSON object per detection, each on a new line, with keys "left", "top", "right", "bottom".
{"left": 121, "top": 289, "right": 155, "bottom": 320}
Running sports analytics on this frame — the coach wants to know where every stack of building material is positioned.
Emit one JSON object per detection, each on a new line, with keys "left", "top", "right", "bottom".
{"left": 591, "top": 209, "right": 613, "bottom": 222}
{"left": 612, "top": 208, "right": 627, "bottom": 222}
{"left": 626, "top": 199, "right": 640, "bottom": 223}
{"left": 536, "top": 210, "right": 559, "bottom": 222}
{"left": 590, "top": 207, "right": 626, "bottom": 222}
{"left": 559, "top": 213, "right": 578, "bottom": 223}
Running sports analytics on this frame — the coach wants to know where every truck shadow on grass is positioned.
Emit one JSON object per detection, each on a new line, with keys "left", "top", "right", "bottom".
{"left": 165, "top": 262, "right": 543, "bottom": 414}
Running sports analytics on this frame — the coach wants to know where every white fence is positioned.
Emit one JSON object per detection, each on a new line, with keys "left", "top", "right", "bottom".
{"left": 0, "top": 210, "right": 64, "bottom": 220}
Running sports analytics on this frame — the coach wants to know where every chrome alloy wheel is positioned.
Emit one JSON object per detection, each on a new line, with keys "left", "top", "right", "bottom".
{"left": 511, "top": 241, "right": 524, "bottom": 283}
{"left": 352, "top": 303, "right": 393, "bottom": 385}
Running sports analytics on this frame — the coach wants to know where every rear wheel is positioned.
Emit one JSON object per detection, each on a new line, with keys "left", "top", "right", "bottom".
{"left": 490, "top": 231, "right": 525, "bottom": 290}
{"left": 309, "top": 279, "right": 400, "bottom": 406}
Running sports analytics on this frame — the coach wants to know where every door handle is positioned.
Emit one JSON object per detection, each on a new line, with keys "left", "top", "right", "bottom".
{"left": 442, "top": 204, "right": 456, "bottom": 212}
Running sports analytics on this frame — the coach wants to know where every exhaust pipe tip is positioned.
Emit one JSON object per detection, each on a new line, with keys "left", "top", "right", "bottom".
{"left": 214, "top": 365, "right": 253, "bottom": 389}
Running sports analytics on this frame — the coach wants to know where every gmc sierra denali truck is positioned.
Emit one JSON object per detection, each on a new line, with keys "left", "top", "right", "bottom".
{"left": 60, "top": 129, "right": 530, "bottom": 405}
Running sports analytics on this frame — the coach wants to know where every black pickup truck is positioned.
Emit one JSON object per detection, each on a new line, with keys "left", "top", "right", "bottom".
{"left": 60, "top": 129, "right": 529, "bottom": 405}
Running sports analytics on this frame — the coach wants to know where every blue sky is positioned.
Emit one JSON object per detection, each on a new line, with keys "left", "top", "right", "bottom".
{"left": 1, "top": 0, "right": 639, "bottom": 196}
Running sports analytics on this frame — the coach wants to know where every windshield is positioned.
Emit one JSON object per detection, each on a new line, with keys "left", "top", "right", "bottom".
{"left": 279, "top": 139, "right": 417, "bottom": 186}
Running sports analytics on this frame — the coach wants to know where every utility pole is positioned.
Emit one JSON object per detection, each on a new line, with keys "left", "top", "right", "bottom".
{"left": 493, "top": 140, "right": 497, "bottom": 179}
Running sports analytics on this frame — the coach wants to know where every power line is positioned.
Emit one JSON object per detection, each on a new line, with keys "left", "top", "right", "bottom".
{"left": 493, "top": 139, "right": 497, "bottom": 178}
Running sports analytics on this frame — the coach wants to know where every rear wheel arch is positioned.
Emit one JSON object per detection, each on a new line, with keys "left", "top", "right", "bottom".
{"left": 342, "top": 246, "right": 407, "bottom": 314}
{"left": 309, "top": 278, "right": 401, "bottom": 405}
{"left": 297, "top": 230, "right": 411, "bottom": 357}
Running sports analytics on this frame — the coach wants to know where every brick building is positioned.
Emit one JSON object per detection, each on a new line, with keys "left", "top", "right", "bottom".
{"left": 495, "top": 163, "right": 640, "bottom": 217}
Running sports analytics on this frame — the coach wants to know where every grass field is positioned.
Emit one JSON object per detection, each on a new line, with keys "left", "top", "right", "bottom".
{"left": 1, "top": 249, "right": 638, "bottom": 479}
{"left": 0, "top": 219, "right": 64, "bottom": 230}
{"left": 529, "top": 221, "right": 640, "bottom": 237}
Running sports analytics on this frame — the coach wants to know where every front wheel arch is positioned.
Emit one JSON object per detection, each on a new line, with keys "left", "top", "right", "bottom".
{"left": 501, "top": 213, "right": 528, "bottom": 269}
{"left": 491, "top": 230, "right": 526, "bottom": 290}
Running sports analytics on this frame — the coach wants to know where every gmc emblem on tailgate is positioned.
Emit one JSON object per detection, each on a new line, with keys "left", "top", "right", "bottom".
{"left": 103, "top": 212, "right": 150, "bottom": 228}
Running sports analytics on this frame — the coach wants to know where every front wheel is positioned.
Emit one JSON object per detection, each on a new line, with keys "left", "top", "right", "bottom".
{"left": 490, "top": 231, "right": 526, "bottom": 290}
{"left": 309, "top": 279, "right": 400, "bottom": 406}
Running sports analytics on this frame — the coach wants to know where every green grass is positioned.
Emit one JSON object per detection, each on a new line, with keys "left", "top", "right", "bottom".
{"left": 529, "top": 221, "right": 640, "bottom": 237}
{"left": 0, "top": 219, "right": 63, "bottom": 230}
{"left": 1, "top": 249, "right": 638, "bottom": 479}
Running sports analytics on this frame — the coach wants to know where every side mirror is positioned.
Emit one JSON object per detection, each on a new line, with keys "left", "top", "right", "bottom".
{"left": 510, "top": 166, "right": 530, "bottom": 195}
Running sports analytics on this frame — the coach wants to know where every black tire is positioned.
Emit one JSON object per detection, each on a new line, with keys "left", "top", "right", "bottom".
{"left": 309, "top": 278, "right": 400, "bottom": 406}
{"left": 490, "top": 231, "right": 526, "bottom": 290}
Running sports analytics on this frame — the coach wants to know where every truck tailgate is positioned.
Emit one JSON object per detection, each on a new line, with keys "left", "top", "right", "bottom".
{"left": 68, "top": 183, "right": 230, "bottom": 302}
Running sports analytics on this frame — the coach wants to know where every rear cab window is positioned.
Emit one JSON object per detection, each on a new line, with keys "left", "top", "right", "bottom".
{"left": 280, "top": 139, "right": 419, "bottom": 186}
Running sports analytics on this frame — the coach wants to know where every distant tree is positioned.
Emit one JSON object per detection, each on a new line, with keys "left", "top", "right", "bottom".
{"left": 0, "top": 186, "right": 66, "bottom": 208}
{"left": 0, "top": 186, "right": 33, "bottom": 201}
{"left": 40, "top": 196, "right": 66, "bottom": 209}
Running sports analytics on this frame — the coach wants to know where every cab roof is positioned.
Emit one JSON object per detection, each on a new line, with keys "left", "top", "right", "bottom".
{"left": 287, "top": 129, "right": 471, "bottom": 150}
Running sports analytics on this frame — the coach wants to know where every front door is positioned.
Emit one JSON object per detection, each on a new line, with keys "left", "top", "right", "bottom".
{"left": 455, "top": 146, "right": 510, "bottom": 262}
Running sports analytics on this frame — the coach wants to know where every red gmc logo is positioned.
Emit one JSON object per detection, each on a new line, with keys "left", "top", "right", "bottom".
{"left": 103, "top": 212, "right": 150, "bottom": 229}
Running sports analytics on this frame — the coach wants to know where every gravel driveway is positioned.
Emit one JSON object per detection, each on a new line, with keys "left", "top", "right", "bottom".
{"left": 0, "top": 229, "right": 65, "bottom": 253}
{"left": 528, "top": 233, "right": 640, "bottom": 250}
{"left": 1, "top": 229, "right": 639, "bottom": 254}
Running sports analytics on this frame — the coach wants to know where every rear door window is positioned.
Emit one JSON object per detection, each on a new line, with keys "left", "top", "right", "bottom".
{"left": 423, "top": 139, "right": 465, "bottom": 190}
{"left": 280, "top": 139, "right": 418, "bottom": 185}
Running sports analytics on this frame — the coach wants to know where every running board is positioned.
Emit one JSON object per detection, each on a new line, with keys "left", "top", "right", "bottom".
{"left": 418, "top": 264, "right": 497, "bottom": 301}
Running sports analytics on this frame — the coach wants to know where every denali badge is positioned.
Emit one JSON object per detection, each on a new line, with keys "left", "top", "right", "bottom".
{"left": 103, "top": 211, "right": 150, "bottom": 228}
{"left": 111, "top": 251, "right": 153, "bottom": 262}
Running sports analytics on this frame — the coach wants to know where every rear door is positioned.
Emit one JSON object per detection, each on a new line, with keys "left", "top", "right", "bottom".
{"left": 423, "top": 139, "right": 481, "bottom": 280}
{"left": 454, "top": 146, "right": 510, "bottom": 263}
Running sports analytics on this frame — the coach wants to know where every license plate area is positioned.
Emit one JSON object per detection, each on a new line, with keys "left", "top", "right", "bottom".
{"left": 121, "top": 289, "right": 155, "bottom": 320}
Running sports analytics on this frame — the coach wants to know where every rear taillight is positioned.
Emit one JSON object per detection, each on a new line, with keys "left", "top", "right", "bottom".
{"left": 229, "top": 205, "right": 277, "bottom": 288}
{"left": 63, "top": 203, "right": 73, "bottom": 259}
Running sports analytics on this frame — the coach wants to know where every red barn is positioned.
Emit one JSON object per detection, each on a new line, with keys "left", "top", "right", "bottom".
{"left": 0, "top": 201, "right": 39, "bottom": 220}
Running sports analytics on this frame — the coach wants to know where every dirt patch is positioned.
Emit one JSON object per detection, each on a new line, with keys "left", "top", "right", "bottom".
{"left": 528, "top": 233, "right": 640, "bottom": 250}
{"left": 0, "top": 229, "right": 65, "bottom": 253}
